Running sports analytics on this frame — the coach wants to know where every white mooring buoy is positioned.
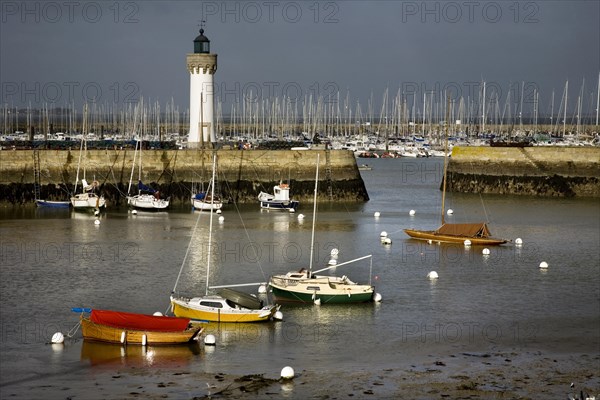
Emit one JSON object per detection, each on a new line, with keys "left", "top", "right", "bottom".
{"left": 409, "top": 209, "right": 416, "bottom": 216}
{"left": 132, "top": 209, "right": 138, "bottom": 215}
{"left": 258, "top": 284, "right": 267, "bottom": 294}
{"left": 427, "top": 271, "right": 439, "bottom": 280}
{"left": 94, "top": 219, "right": 100, "bottom": 225}
{"left": 539, "top": 261, "right": 549, "bottom": 269}
{"left": 447, "top": 209, "right": 454, "bottom": 215}
{"left": 218, "top": 216, "right": 225, "bottom": 222}
{"left": 330, "top": 248, "right": 339, "bottom": 256}
{"left": 515, "top": 238, "right": 523, "bottom": 245}
{"left": 380, "top": 231, "right": 388, "bottom": 238}
{"left": 51, "top": 332, "right": 65, "bottom": 344}
{"left": 281, "top": 366, "right": 295, "bottom": 380}
{"left": 153, "top": 311, "right": 163, "bottom": 316}
{"left": 374, "top": 211, "right": 381, "bottom": 217}
{"left": 381, "top": 237, "right": 392, "bottom": 245}
{"left": 204, "top": 334, "right": 216, "bottom": 346}
{"left": 464, "top": 239, "right": 471, "bottom": 246}
{"left": 297, "top": 213, "right": 305, "bottom": 220}
{"left": 482, "top": 248, "right": 491, "bottom": 255}
{"left": 273, "top": 310, "right": 284, "bottom": 321}
{"left": 373, "top": 292, "right": 383, "bottom": 302}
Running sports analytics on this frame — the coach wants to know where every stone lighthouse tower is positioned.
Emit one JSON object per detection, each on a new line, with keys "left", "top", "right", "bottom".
{"left": 187, "top": 28, "right": 217, "bottom": 148}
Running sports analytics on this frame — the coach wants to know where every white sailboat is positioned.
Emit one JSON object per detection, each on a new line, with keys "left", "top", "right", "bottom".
{"left": 170, "top": 154, "right": 279, "bottom": 322}
{"left": 191, "top": 158, "right": 223, "bottom": 212}
{"left": 269, "top": 154, "right": 379, "bottom": 304}
{"left": 70, "top": 105, "right": 106, "bottom": 210}
{"left": 126, "top": 139, "right": 169, "bottom": 210}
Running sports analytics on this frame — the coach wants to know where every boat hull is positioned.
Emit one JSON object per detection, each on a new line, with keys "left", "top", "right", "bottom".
{"left": 71, "top": 193, "right": 106, "bottom": 209}
{"left": 128, "top": 195, "right": 169, "bottom": 210}
{"left": 35, "top": 199, "right": 70, "bottom": 208}
{"left": 404, "top": 229, "right": 508, "bottom": 245}
{"left": 259, "top": 200, "right": 299, "bottom": 210}
{"left": 192, "top": 199, "right": 223, "bottom": 211}
{"left": 170, "top": 297, "right": 276, "bottom": 323}
{"left": 80, "top": 317, "right": 202, "bottom": 345}
{"left": 269, "top": 276, "right": 374, "bottom": 304}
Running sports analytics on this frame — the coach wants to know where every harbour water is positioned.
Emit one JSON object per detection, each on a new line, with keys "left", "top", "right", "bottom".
{"left": 1, "top": 157, "right": 598, "bottom": 398}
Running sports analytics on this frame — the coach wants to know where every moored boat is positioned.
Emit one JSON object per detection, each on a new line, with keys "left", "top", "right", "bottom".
{"left": 127, "top": 183, "right": 170, "bottom": 210}
{"left": 192, "top": 192, "right": 223, "bottom": 211}
{"left": 71, "top": 183, "right": 106, "bottom": 210}
{"left": 268, "top": 154, "right": 379, "bottom": 304}
{"left": 404, "top": 223, "right": 507, "bottom": 245}
{"left": 270, "top": 268, "right": 374, "bottom": 304}
{"left": 78, "top": 308, "right": 203, "bottom": 345}
{"left": 36, "top": 199, "right": 71, "bottom": 208}
{"left": 258, "top": 182, "right": 299, "bottom": 211}
{"left": 404, "top": 98, "right": 507, "bottom": 246}
{"left": 170, "top": 291, "right": 278, "bottom": 323}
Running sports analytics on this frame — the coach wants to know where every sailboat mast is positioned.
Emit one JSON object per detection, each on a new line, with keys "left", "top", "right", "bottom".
{"left": 440, "top": 96, "right": 450, "bottom": 226}
{"left": 308, "top": 154, "right": 320, "bottom": 275}
{"left": 563, "top": 80, "right": 568, "bottom": 136}
{"left": 596, "top": 71, "right": 600, "bottom": 126}
{"left": 205, "top": 154, "right": 217, "bottom": 296}
{"left": 127, "top": 140, "right": 138, "bottom": 195}
{"left": 482, "top": 81, "right": 486, "bottom": 134}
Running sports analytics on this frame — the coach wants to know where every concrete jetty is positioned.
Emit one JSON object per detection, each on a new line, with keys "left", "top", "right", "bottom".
{"left": 1, "top": 147, "right": 598, "bottom": 205}
{"left": 0, "top": 148, "right": 368, "bottom": 205}
{"left": 447, "top": 146, "right": 600, "bottom": 197}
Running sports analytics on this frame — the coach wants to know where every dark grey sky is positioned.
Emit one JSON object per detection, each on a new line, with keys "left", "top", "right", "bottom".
{"left": 1, "top": 1, "right": 599, "bottom": 116}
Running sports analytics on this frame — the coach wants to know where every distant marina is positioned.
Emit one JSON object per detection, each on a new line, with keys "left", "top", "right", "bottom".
{"left": 2, "top": 76, "right": 600, "bottom": 152}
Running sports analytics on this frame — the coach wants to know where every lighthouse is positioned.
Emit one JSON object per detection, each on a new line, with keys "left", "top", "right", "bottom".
{"left": 187, "top": 28, "right": 217, "bottom": 148}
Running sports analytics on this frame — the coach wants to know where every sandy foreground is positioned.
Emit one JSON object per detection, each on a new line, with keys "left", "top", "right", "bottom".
{"left": 2, "top": 347, "right": 598, "bottom": 399}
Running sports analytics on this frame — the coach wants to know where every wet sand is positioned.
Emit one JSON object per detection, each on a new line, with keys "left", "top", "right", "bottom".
{"left": 3, "top": 347, "right": 598, "bottom": 399}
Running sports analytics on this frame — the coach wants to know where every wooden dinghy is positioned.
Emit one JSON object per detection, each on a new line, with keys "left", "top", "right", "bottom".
{"left": 79, "top": 309, "right": 203, "bottom": 345}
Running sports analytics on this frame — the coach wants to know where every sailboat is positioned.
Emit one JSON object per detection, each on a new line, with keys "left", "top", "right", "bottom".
{"left": 127, "top": 140, "right": 170, "bottom": 210}
{"left": 404, "top": 99, "right": 507, "bottom": 246}
{"left": 192, "top": 188, "right": 223, "bottom": 211}
{"left": 269, "top": 154, "right": 378, "bottom": 304}
{"left": 33, "top": 150, "right": 70, "bottom": 208}
{"left": 191, "top": 159, "right": 223, "bottom": 212}
{"left": 70, "top": 105, "right": 106, "bottom": 210}
{"left": 170, "top": 154, "right": 279, "bottom": 322}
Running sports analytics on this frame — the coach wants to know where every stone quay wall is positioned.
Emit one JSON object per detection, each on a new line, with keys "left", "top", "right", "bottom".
{"left": 446, "top": 147, "right": 600, "bottom": 197}
{"left": 0, "top": 149, "right": 369, "bottom": 205}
